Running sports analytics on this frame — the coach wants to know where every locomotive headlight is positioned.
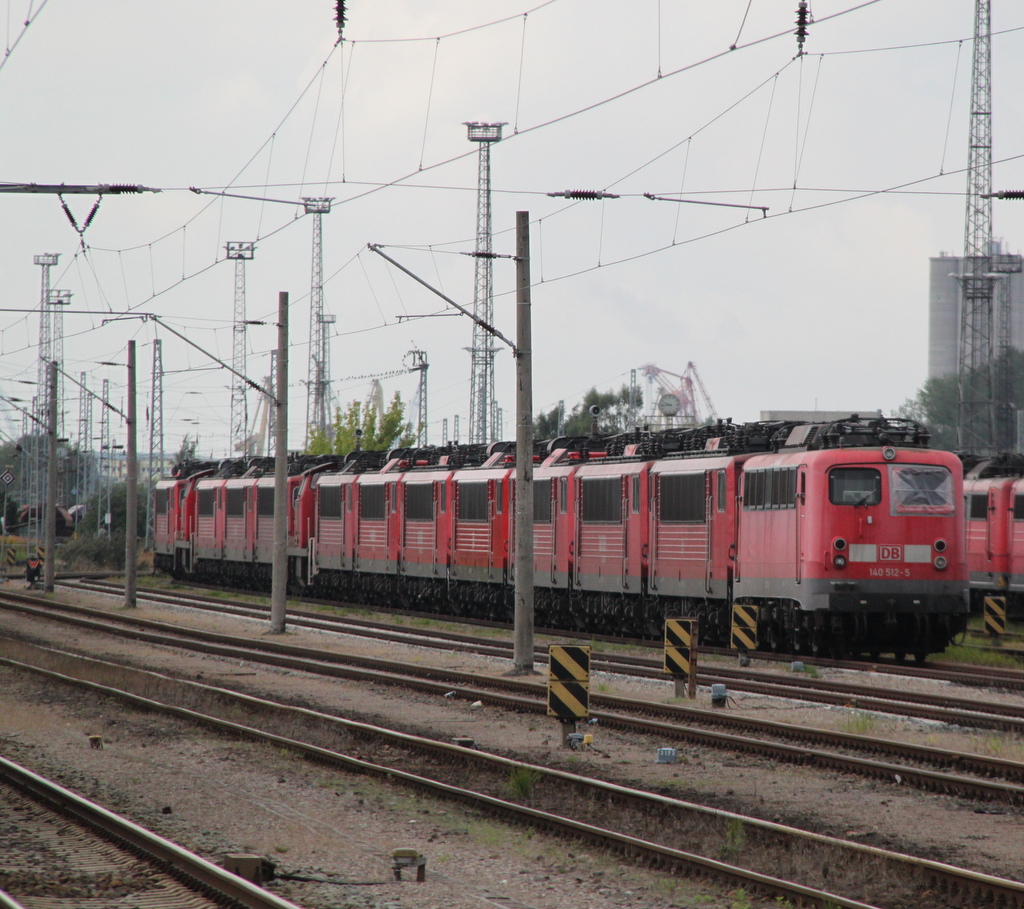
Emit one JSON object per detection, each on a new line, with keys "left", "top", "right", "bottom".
{"left": 833, "top": 554, "right": 847, "bottom": 569}
{"left": 833, "top": 537, "right": 847, "bottom": 551}
{"left": 933, "top": 555, "right": 948, "bottom": 570}
{"left": 882, "top": 446, "right": 897, "bottom": 461}
{"left": 933, "top": 539, "right": 947, "bottom": 552}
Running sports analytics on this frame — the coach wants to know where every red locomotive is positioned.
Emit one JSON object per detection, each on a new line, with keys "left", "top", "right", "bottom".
{"left": 961, "top": 454, "right": 1024, "bottom": 616}
{"left": 154, "top": 415, "right": 969, "bottom": 660}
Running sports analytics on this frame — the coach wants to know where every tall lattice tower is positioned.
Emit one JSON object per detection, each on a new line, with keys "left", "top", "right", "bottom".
{"left": 303, "top": 197, "right": 334, "bottom": 444}
{"left": 145, "top": 339, "right": 163, "bottom": 550}
{"left": 957, "top": 0, "right": 996, "bottom": 454}
{"left": 405, "top": 349, "right": 429, "bottom": 446}
{"left": 29, "top": 254, "right": 59, "bottom": 546}
{"left": 76, "top": 371, "right": 93, "bottom": 508}
{"left": 464, "top": 122, "right": 505, "bottom": 444}
{"left": 49, "top": 288, "right": 71, "bottom": 441}
{"left": 226, "top": 241, "right": 255, "bottom": 455}
{"left": 99, "top": 378, "right": 111, "bottom": 538}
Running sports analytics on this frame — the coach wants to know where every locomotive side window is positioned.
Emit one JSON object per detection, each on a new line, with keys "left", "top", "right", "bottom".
{"left": 226, "top": 488, "right": 244, "bottom": 517}
{"left": 155, "top": 488, "right": 168, "bottom": 515}
{"left": 582, "top": 477, "right": 622, "bottom": 523}
{"left": 360, "top": 485, "right": 386, "bottom": 520}
{"left": 559, "top": 477, "right": 568, "bottom": 514}
{"left": 743, "top": 468, "right": 796, "bottom": 509}
{"left": 496, "top": 481, "right": 504, "bottom": 515}
{"left": 198, "top": 488, "right": 215, "bottom": 517}
{"left": 829, "top": 468, "right": 881, "bottom": 506}
{"left": 257, "top": 487, "right": 274, "bottom": 516}
{"left": 320, "top": 486, "right": 342, "bottom": 519}
{"left": 632, "top": 475, "right": 641, "bottom": 514}
{"left": 534, "top": 478, "right": 553, "bottom": 523}
{"left": 968, "top": 494, "right": 988, "bottom": 521}
{"left": 889, "top": 465, "right": 954, "bottom": 515}
{"left": 458, "top": 482, "right": 488, "bottom": 521}
{"left": 660, "top": 473, "right": 705, "bottom": 523}
{"left": 717, "top": 470, "right": 726, "bottom": 512}
{"left": 405, "top": 483, "right": 434, "bottom": 521}
{"left": 1014, "top": 495, "right": 1024, "bottom": 520}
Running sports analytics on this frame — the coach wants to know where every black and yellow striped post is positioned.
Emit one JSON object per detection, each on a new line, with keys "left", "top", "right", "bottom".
{"left": 730, "top": 603, "right": 758, "bottom": 652}
{"left": 984, "top": 596, "right": 1007, "bottom": 639}
{"left": 547, "top": 644, "right": 591, "bottom": 747}
{"left": 664, "top": 617, "right": 698, "bottom": 699}
{"left": 36, "top": 544, "right": 45, "bottom": 562}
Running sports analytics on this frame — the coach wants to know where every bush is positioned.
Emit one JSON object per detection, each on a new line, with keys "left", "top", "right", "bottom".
{"left": 58, "top": 534, "right": 128, "bottom": 571}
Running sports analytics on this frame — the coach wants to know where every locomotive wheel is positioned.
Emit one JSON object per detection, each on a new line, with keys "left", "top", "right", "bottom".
{"left": 914, "top": 651, "right": 928, "bottom": 664}
{"left": 894, "top": 651, "right": 906, "bottom": 663}
{"left": 869, "top": 651, "right": 880, "bottom": 661}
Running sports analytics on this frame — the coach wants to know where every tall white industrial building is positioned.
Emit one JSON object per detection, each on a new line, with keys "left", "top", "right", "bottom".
{"left": 928, "top": 245, "right": 1024, "bottom": 379}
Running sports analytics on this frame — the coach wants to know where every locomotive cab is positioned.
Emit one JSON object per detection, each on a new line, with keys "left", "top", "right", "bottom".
{"left": 734, "top": 419, "right": 968, "bottom": 660}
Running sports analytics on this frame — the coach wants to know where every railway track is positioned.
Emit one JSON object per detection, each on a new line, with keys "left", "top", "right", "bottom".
{"left": 0, "top": 752, "right": 302, "bottom": 909}
{"left": 5, "top": 588, "right": 1024, "bottom": 805}
{"left": 4, "top": 638, "right": 1024, "bottom": 909}
{"left": 61, "top": 581, "right": 1024, "bottom": 731}
{"left": 78, "top": 577, "right": 1024, "bottom": 690}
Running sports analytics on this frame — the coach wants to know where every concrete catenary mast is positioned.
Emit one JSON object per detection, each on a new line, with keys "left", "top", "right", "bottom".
{"left": 226, "top": 241, "right": 255, "bottom": 455}
{"left": 465, "top": 122, "right": 505, "bottom": 444}
{"left": 304, "top": 197, "right": 335, "bottom": 445}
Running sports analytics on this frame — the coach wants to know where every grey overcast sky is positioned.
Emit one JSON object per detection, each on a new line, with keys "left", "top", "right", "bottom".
{"left": 1, "top": 1, "right": 1023, "bottom": 457}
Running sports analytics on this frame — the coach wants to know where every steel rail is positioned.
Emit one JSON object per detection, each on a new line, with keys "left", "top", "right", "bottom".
{"left": 9, "top": 593, "right": 1024, "bottom": 786}
{"left": 8, "top": 648, "right": 1024, "bottom": 908}
{"left": 44, "top": 586, "right": 1024, "bottom": 734}
{"left": 73, "top": 578, "right": 1024, "bottom": 691}
{"left": 4, "top": 602, "right": 1024, "bottom": 805}
{"left": 0, "top": 754, "right": 303, "bottom": 909}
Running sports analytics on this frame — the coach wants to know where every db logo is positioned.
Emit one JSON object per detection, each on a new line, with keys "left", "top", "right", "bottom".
{"left": 879, "top": 545, "right": 903, "bottom": 561}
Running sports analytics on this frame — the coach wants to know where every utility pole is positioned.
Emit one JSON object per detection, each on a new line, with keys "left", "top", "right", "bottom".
{"left": 465, "top": 122, "right": 505, "bottom": 444}
{"left": 226, "top": 241, "right": 255, "bottom": 455}
{"left": 125, "top": 340, "right": 138, "bottom": 608}
{"left": 513, "top": 211, "right": 535, "bottom": 674}
{"left": 270, "top": 292, "right": 289, "bottom": 633}
{"left": 43, "top": 361, "right": 57, "bottom": 593}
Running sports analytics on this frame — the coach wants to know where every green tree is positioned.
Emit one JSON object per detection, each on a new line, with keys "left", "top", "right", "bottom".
{"left": 895, "top": 349, "right": 1024, "bottom": 451}
{"left": 535, "top": 384, "right": 644, "bottom": 439}
{"left": 76, "top": 482, "right": 146, "bottom": 539}
{"left": 307, "top": 391, "right": 416, "bottom": 455}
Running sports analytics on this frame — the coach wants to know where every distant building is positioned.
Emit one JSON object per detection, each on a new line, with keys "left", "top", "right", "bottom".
{"left": 759, "top": 410, "right": 884, "bottom": 423}
{"left": 928, "top": 247, "right": 1024, "bottom": 379}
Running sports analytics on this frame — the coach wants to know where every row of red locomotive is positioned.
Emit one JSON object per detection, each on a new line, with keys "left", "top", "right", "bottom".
{"left": 154, "top": 415, "right": 969, "bottom": 660}
{"left": 962, "top": 452, "right": 1024, "bottom": 615}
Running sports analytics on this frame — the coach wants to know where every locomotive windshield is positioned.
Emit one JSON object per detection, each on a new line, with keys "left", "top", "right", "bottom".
{"left": 889, "top": 464, "right": 955, "bottom": 515}
{"left": 829, "top": 468, "right": 881, "bottom": 506}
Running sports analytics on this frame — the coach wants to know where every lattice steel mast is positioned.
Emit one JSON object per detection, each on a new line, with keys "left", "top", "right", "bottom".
{"left": 226, "top": 241, "right": 255, "bottom": 455}
{"left": 145, "top": 339, "right": 163, "bottom": 550}
{"left": 465, "top": 122, "right": 504, "bottom": 444}
{"left": 957, "top": 0, "right": 996, "bottom": 454}
{"left": 406, "top": 349, "right": 429, "bottom": 446}
{"left": 76, "top": 372, "right": 93, "bottom": 508}
{"left": 100, "top": 378, "right": 111, "bottom": 538}
{"left": 303, "top": 197, "right": 334, "bottom": 444}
